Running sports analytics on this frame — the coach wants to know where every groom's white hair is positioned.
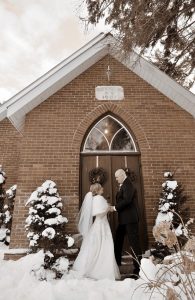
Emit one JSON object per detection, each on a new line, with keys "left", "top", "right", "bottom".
{"left": 115, "top": 169, "right": 126, "bottom": 178}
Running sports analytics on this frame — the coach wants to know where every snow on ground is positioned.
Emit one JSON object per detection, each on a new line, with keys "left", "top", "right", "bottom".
{"left": 0, "top": 242, "right": 7, "bottom": 260}
{"left": 0, "top": 244, "right": 163, "bottom": 300}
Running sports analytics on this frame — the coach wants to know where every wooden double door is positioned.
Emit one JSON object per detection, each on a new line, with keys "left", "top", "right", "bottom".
{"left": 80, "top": 153, "right": 148, "bottom": 253}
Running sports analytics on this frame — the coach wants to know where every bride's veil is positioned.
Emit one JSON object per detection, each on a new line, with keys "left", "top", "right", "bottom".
{"left": 77, "top": 191, "right": 93, "bottom": 238}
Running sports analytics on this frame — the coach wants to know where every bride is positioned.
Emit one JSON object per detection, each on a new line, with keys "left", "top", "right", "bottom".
{"left": 73, "top": 183, "right": 120, "bottom": 280}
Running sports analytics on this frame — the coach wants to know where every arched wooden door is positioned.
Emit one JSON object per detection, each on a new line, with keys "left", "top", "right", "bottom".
{"left": 80, "top": 115, "right": 148, "bottom": 253}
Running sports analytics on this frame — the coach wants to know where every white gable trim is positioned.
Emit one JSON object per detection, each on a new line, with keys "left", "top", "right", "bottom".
{"left": 0, "top": 33, "right": 109, "bottom": 132}
{"left": 118, "top": 52, "right": 195, "bottom": 117}
{"left": 0, "top": 33, "right": 194, "bottom": 132}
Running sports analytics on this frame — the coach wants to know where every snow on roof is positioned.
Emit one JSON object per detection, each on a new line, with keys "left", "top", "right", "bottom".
{"left": 0, "top": 33, "right": 194, "bottom": 133}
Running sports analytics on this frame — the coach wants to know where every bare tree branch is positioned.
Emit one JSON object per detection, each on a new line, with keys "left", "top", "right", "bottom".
{"left": 83, "top": 0, "right": 195, "bottom": 89}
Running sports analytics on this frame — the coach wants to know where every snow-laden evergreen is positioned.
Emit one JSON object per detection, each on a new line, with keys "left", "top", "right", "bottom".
{"left": 25, "top": 180, "right": 74, "bottom": 278}
{"left": 0, "top": 166, "right": 17, "bottom": 245}
{"left": 152, "top": 171, "right": 193, "bottom": 260}
{"left": 0, "top": 165, "right": 6, "bottom": 212}
{"left": 155, "top": 171, "right": 191, "bottom": 237}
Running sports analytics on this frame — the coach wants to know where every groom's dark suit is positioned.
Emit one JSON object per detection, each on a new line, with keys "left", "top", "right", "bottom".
{"left": 114, "top": 177, "right": 141, "bottom": 275}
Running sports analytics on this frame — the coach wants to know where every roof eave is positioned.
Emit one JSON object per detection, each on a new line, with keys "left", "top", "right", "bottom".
{"left": 1, "top": 33, "right": 111, "bottom": 132}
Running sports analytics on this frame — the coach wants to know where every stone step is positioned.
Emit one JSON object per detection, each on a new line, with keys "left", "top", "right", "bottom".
{"left": 119, "top": 255, "right": 138, "bottom": 279}
{"left": 119, "top": 263, "right": 133, "bottom": 273}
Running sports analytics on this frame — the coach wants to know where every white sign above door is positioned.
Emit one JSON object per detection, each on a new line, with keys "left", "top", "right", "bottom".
{"left": 95, "top": 86, "right": 124, "bottom": 101}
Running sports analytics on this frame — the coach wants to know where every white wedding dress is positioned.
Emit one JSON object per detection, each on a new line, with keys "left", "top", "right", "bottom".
{"left": 73, "top": 194, "right": 120, "bottom": 280}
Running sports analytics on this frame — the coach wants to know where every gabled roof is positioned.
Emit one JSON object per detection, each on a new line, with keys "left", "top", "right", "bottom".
{"left": 0, "top": 33, "right": 194, "bottom": 132}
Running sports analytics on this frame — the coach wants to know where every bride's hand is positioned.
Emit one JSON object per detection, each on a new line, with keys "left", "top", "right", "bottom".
{"left": 107, "top": 205, "right": 112, "bottom": 212}
{"left": 109, "top": 206, "right": 115, "bottom": 212}
{"left": 107, "top": 205, "right": 114, "bottom": 213}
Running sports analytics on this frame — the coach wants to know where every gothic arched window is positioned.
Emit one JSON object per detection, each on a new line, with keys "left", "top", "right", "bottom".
{"left": 83, "top": 115, "right": 137, "bottom": 152}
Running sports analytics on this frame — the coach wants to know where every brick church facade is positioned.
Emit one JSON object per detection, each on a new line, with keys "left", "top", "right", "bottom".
{"left": 0, "top": 34, "right": 195, "bottom": 257}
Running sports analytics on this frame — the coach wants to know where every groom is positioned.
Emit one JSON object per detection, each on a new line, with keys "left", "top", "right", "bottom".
{"left": 111, "top": 169, "right": 141, "bottom": 277}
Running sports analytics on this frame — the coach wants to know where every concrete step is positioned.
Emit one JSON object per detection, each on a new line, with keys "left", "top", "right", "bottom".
{"left": 119, "top": 255, "right": 138, "bottom": 279}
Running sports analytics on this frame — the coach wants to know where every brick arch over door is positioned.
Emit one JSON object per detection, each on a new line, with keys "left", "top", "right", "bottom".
{"left": 71, "top": 103, "right": 151, "bottom": 152}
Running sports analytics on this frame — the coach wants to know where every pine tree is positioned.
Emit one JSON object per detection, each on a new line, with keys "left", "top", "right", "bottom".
{"left": 0, "top": 165, "right": 6, "bottom": 214}
{"left": 25, "top": 180, "right": 74, "bottom": 278}
{"left": 2, "top": 185, "right": 17, "bottom": 245}
{"left": 151, "top": 171, "right": 191, "bottom": 260}
{"left": 0, "top": 166, "right": 6, "bottom": 242}
{"left": 0, "top": 166, "right": 16, "bottom": 245}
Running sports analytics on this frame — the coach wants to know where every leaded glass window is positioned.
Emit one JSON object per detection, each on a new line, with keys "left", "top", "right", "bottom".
{"left": 83, "top": 116, "right": 136, "bottom": 152}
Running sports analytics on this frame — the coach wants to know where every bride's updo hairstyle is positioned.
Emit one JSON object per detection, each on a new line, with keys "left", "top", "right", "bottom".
{"left": 90, "top": 183, "right": 102, "bottom": 196}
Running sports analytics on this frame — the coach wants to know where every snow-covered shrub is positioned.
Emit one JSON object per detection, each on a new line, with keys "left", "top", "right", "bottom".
{"left": 29, "top": 250, "right": 71, "bottom": 281}
{"left": 140, "top": 171, "right": 195, "bottom": 298}
{"left": 0, "top": 165, "right": 6, "bottom": 214}
{"left": 0, "top": 166, "right": 17, "bottom": 245}
{"left": 151, "top": 171, "right": 192, "bottom": 260}
{"left": 25, "top": 180, "right": 74, "bottom": 279}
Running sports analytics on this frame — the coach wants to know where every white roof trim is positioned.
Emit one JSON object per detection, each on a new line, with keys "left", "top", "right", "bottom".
{"left": 117, "top": 51, "right": 195, "bottom": 117}
{"left": 0, "top": 33, "right": 194, "bottom": 132}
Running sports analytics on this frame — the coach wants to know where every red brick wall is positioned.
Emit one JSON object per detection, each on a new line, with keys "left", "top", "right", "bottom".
{"left": 1, "top": 55, "right": 194, "bottom": 249}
